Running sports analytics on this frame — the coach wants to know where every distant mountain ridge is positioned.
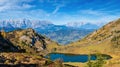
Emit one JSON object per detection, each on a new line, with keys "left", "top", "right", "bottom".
{"left": 0, "top": 19, "right": 53, "bottom": 29}
{"left": 0, "top": 19, "right": 101, "bottom": 30}
{"left": 0, "top": 19, "right": 99, "bottom": 44}
{"left": 66, "top": 22, "right": 103, "bottom": 29}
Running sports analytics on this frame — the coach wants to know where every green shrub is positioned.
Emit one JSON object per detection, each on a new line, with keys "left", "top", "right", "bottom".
{"left": 111, "top": 35, "right": 120, "bottom": 48}
{"left": 85, "top": 54, "right": 106, "bottom": 67}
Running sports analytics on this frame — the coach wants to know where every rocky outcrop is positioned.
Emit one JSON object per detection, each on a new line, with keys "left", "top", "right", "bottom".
{"left": 0, "top": 28, "right": 58, "bottom": 54}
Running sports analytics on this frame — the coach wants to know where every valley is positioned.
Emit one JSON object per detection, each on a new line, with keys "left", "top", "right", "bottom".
{"left": 0, "top": 19, "right": 120, "bottom": 67}
{"left": 54, "top": 18, "right": 120, "bottom": 67}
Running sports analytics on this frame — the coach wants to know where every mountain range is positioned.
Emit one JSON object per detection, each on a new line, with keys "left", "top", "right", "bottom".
{"left": 0, "top": 19, "right": 101, "bottom": 45}
{"left": 66, "top": 22, "right": 103, "bottom": 29}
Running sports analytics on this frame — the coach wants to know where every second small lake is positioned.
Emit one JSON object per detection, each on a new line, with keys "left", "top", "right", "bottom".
{"left": 47, "top": 53, "right": 112, "bottom": 63}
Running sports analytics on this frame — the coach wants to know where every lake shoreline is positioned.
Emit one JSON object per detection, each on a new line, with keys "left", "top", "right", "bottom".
{"left": 46, "top": 52, "right": 112, "bottom": 63}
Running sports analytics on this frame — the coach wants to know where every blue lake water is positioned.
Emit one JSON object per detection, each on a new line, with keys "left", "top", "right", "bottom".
{"left": 47, "top": 53, "right": 111, "bottom": 63}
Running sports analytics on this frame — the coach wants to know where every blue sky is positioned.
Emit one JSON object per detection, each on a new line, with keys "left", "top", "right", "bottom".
{"left": 0, "top": 0, "right": 120, "bottom": 25}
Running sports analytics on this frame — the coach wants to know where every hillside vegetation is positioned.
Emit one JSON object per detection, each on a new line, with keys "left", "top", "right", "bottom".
{"left": 56, "top": 18, "right": 120, "bottom": 67}
{"left": 0, "top": 28, "right": 69, "bottom": 67}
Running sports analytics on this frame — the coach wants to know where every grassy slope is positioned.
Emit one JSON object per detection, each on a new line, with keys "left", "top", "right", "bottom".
{"left": 56, "top": 18, "right": 120, "bottom": 67}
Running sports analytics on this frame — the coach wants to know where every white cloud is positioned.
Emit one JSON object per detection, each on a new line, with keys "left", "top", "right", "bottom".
{"left": 79, "top": 9, "right": 106, "bottom": 16}
{"left": 52, "top": 4, "right": 64, "bottom": 14}
{"left": 22, "top": 3, "right": 35, "bottom": 9}
{"left": 0, "top": 0, "right": 34, "bottom": 12}
{"left": 0, "top": 9, "right": 51, "bottom": 20}
{"left": 79, "top": 9, "right": 120, "bottom": 16}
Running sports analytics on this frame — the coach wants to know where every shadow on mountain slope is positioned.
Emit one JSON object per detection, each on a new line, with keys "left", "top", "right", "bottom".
{"left": 0, "top": 32, "right": 22, "bottom": 52}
